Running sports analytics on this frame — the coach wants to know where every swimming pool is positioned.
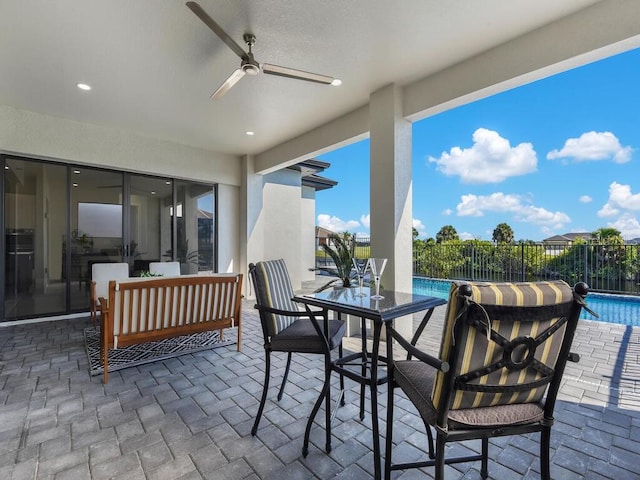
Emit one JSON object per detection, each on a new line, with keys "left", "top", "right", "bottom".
{"left": 412, "top": 277, "right": 640, "bottom": 327}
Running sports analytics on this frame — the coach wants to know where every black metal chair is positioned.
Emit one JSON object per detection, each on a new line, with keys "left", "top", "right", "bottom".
{"left": 384, "top": 280, "right": 592, "bottom": 480}
{"left": 248, "top": 259, "right": 345, "bottom": 454}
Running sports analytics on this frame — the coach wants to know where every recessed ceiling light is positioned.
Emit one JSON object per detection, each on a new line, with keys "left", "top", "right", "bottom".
{"left": 246, "top": 131, "right": 255, "bottom": 136}
{"left": 73, "top": 170, "right": 81, "bottom": 174}
{"left": 151, "top": 191, "right": 156, "bottom": 195}
{"left": 77, "top": 83, "right": 91, "bottom": 91}
{"left": 72, "top": 183, "right": 79, "bottom": 187}
{"left": 4, "top": 166, "right": 8, "bottom": 170}
{"left": 165, "top": 181, "right": 171, "bottom": 185}
{"left": 331, "top": 79, "right": 342, "bottom": 86}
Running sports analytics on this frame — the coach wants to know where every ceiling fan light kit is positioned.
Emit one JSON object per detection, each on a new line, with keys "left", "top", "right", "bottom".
{"left": 186, "top": 1, "right": 339, "bottom": 100}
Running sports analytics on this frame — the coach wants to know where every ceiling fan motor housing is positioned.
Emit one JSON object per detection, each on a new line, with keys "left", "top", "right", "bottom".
{"left": 241, "top": 57, "right": 260, "bottom": 75}
{"left": 241, "top": 34, "right": 260, "bottom": 75}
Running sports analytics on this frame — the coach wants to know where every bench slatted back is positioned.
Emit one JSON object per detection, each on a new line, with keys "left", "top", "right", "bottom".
{"left": 106, "top": 274, "right": 242, "bottom": 346}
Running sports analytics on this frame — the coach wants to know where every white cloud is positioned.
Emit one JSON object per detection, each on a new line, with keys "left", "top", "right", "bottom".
{"left": 597, "top": 203, "right": 619, "bottom": 218}
{"left": 413, "top": 218, "right": 427, "bottom": 237}
{"left": 455, "top": 192, "right": 571, "bottom": 229}
{"left": 607, "top": 182, "right": 640, "bottom": 210}
{"left": 317, "top": 214, "right": 360, "bottom": 232}
{"left": 360, "top": 214, "right": 370, "bottom": 229}
{"left": 547, "top": 131, "right": 633, "bottom": 163}
{"left": 598, "top": 182, "right": 640, "bottom": 217}
{"left": 428, "top": 128, "right": 537, "bottom": 184}
{"left": 513, "top": 206, "right": 570, "bottom": 228}
{"left": 579, "top": 195, "right": 592, "bottom": 203}
{"left": 442, "top": 208, "right": 453, "bottom": 216}
{"left": 459, "top": 231, "right": 476, "bottom": 241}
{"left": 456, "top": 192, "right": 523, "bottom": 217}
{"left": 608, "top": 213, "right": 640, "bottom": 240}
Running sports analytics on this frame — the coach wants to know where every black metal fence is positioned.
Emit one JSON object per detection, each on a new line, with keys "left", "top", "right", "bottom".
{"left": 316, "top": 235, "right": 640, "bottom": 295}
{"left": 413, "top": 242, "right": 640, "bottom": 295}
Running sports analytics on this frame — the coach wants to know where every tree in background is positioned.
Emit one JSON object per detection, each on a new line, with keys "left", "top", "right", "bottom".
{"left": 436, "top": 225, "right": 459, "bottom": 243}
{"left": 492, "top": 222, "right": 514, "bottom": 244}
{"left": 590, "top": 227, "right": 628, "bottom": 288}
{"left": 592, "top": 227, "right": 624, "bottom": 244}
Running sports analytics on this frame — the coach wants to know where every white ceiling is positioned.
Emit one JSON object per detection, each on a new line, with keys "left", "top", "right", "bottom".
{"left": 0, "top": 0, "right": 606, "bottom": 158}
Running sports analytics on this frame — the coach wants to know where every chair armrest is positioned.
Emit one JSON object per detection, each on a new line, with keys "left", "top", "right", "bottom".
{"left": 98, "top": 297, "right": 109, "bottom": 315}
{"left": 388, "top": 328, "right": 449, "bottom": 373}
{"left": 254, "top": 303, "right": 320, "bottom": 319}
{"left": 568, "top": 352, "right": 580, "bottom": 362}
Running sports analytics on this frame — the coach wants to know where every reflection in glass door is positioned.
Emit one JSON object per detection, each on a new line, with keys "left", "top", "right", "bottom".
{"left": 69, "top": 168, "right": 124, "bottom": 312}
{"left": 175, "top": 181, "right": 215, "bottom": 274}
{"left": 129, "top": 175, "right": 173, "bottom": 275}
{"left": 4, "top": 158, "right": 68, "bottom": 318}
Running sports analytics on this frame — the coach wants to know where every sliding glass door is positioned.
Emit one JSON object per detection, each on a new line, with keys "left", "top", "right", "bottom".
{"left": 174, "top": 181, "right": 216, "bottom": 274}
{"left": 1, "top": 155, "right": 218, "bottom": 321}
{"left": 3, "top": 158, "right": 68, "bottom": 318}
{"left": 69, "top": 168, "right": 124, "bottom": 312}
{"left": 128, "top": 175, "right": 173, "bottom": 275}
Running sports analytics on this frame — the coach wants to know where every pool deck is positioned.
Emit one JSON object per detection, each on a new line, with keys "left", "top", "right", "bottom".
{"left": 0, "top": 277, "right": 638, "bottom": 479}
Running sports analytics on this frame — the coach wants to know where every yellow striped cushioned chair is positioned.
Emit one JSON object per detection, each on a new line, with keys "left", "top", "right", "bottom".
{"left": 248, "top": 259, "right": 345, "bottom": 438}
{"left": 384, "top": 280, "right": 588, "bottom": 480}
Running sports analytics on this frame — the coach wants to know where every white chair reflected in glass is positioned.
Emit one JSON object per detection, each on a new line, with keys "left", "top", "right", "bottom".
{"left": 368, "top": 258, "right": 387, "bottom": 300}
{"left": 352, "top": 258, "right": 369, "bottom": 297}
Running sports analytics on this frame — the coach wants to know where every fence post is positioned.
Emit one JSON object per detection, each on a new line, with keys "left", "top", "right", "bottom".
{"left": 521, "top": 242, "right": 525, "bottom": 282}
{"left": 584, "top": 243, "right": 588, "bottom": 283}
{"left": 471, "top": 245, "right": 475, "bottom": 281}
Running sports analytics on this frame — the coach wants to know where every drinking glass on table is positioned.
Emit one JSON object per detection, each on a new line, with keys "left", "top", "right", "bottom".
{"left": 352, "top": 258, "right": 369, "bottom": 297}
{"left": 368, "top": 258, "right": 387, "bottom": 300}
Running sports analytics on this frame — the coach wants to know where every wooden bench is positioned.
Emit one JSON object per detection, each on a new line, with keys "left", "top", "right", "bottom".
{"left": 99, "top": 273, "right": 243, "bottom": 383}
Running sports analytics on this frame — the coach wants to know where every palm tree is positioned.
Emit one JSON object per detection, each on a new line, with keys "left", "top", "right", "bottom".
{"left": 592, "top": 227, "right": 623, "bottom": 244}
{"left": 492, "top": 222, "right": 514, "bottom": 244}
{"left": 316, "top": 232, "right": 357, "bottom": 290}
{"left": 436, "top": 225, "right": 459, "bottom": 243}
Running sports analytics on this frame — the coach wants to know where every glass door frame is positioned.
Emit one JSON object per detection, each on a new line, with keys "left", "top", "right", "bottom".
{"left": 1, "top": 154, "right": 218, "bottom": 322}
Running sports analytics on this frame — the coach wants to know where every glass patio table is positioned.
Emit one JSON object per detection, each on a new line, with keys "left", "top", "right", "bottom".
{"left": 293, "top": 286, "right": 446, "bottom": 480}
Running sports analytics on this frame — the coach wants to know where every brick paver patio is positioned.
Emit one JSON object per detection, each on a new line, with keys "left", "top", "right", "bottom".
{"left": 0, "top": 282, "right": 639, "bottom": 479}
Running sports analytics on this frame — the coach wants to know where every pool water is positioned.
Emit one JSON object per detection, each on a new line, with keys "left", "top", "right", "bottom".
{"left": 412, "top": 277, "right": 640, "bottom": 327}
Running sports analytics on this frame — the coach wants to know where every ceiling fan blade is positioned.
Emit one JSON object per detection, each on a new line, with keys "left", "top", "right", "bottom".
{"left": 210, "top": 68, "right": 245, "bottom": 100}
{"left": 186, "top": 1, "right": 247, "bottom": 60}
{"left": 262, "top": 64, "right": 335, "bottom": 85}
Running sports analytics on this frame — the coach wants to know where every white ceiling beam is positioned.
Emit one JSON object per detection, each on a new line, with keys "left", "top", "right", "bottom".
{"left": 403, "top": 0, "right": 640, "bottom": 121}
{"left": 255, "top": 105, "right": 369, "bottom": 175}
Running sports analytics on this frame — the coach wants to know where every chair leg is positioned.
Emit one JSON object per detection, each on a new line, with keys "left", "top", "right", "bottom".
{"left": 384, "top": 381, "right": 395, "bottom": 480}
{"left": 251, "top": 349, "right": 272, "bottom": 436}
{"left": 359, "top": 316, "right": 369, "bottom": 420}
{"left": 338, "top": 343, "right": 345, "bottom": 406}
{"left": 481, "top": 437, "right": 489, "bottom": 479}
{"left": 540, "top": 427, "right": 551, "bottom": 480}
{"left": 277, "top": 352, "right": 292, "bottom": 401}
{"left": 303, "top": 356, "right": 332, "bottom": 457}
{"left": 435, "top": 434, "right": 446, "bottom": 480}
{"left": 426, "top": 425, "right": 436, "bottom": 459}
{"left": 324, "top": 351, "right": 332, "bottom": 454}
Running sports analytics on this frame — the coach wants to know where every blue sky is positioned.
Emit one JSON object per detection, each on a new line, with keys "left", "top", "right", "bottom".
{"left": 316, "top": 47, "right": 640, "bottom": 242}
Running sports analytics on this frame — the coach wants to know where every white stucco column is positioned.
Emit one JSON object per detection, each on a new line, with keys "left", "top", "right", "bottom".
{"left": 369, "top": 84, "right": 414, "bottom": 338}
{"left": 240, "top": 155, "right": 264, "bottom": 298}
{"left": 217, "top": 184, "right": 240, "bottom": 274}
{"left": 301, "top": 186, "right": 317, "bottom": 282}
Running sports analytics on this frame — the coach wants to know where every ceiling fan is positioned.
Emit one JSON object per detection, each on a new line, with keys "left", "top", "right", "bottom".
{"left": 186, "top": 1, "right": 340, "bottom": 100}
